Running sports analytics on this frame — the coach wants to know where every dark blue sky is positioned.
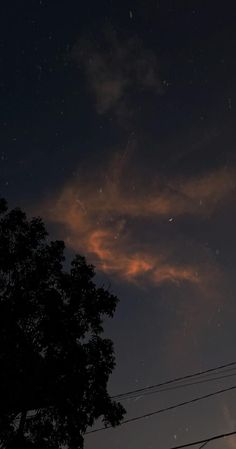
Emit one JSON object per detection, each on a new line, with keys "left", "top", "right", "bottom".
{"left": 1, "top": 1, "right": 236, "bottom": 448}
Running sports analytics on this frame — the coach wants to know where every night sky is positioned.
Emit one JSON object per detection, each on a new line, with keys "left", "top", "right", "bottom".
{"left": 1, "top": 1, "right": 236, "bottom": 448}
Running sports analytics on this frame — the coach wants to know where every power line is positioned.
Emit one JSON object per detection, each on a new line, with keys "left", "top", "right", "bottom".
{"left": 117, "top": 371, "right": 236, "bottom": 401}
{"left": 85, "top": 383, "right": 236, "bottom": 435}
{"left": 112, "top": 360, "right": 236, "bottom": 400}
{"left": 198, "top": 443, "right": 208, "bottom": 449}
{"left": 169, "top": 429, "right": 236, "bottom": 449}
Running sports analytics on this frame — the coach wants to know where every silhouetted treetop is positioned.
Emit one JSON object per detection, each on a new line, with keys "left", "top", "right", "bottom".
{"left": 0, "top": 199, "right": 125, "bottom": 449}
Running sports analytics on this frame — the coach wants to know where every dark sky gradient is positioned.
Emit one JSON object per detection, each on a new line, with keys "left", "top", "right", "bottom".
{"left": 1, "top": 1, "right": 236, "bottom": 448}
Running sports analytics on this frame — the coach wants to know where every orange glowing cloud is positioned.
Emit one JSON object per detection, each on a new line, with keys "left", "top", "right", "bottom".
{"left": 41, "top": 156, "right": 235, "bottom": 289}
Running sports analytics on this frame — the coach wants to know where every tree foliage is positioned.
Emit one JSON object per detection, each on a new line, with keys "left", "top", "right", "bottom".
{"left": 0, "top": 199, "right": 125, "bottom": 448}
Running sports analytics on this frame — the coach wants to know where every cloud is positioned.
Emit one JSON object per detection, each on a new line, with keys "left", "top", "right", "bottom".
{"left": 73, "top": 31, "right": 163, "bottom": 115}
{"left": 46, "top": 188, "right": 199, "bottom": 286}
{"left": 41, "top": 152, "right": 236, "bottom": 289}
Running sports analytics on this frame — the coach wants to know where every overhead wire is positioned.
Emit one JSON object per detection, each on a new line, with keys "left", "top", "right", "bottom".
{"left": 168, "top": 429, "right": 236, "bottom": 449}
{"left": 112, "top": 360, "right": 236, "bottom": 400}
{"left": 198, "top": 443, "right": 208, "bottom": 449}
{"left": 85, "top": 383, "right": 236, "bottom": 434}
{"left": 115, "top": 371, "right": 236, "bottom": 401}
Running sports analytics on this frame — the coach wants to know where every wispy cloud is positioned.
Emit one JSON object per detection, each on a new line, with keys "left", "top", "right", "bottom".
{"left": 73, "top": 30, "right": 163, "bottom": 115}
{"left": 41, "top": 152, "right": 236, "bottom": 288}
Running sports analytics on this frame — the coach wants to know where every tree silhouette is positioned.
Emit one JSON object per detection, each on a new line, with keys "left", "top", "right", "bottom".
{"left": 0, "top": 198, "right": 125, "bottom": 448}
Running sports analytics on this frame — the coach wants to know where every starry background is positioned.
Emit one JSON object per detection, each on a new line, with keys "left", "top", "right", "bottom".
{"left": 1, "top": 1, "right": 236, "bottom": 448}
